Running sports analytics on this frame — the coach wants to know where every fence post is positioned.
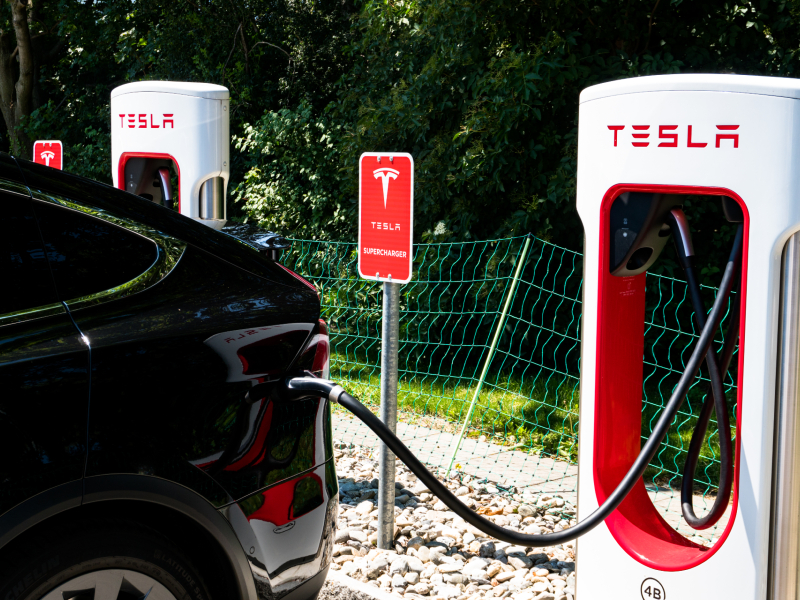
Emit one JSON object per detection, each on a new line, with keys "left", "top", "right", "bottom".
{"left": 378, "top": 280, "right": 400, "bottom": 550}
{"left": 445, "top": 235, "right": 533, "bottom": 477}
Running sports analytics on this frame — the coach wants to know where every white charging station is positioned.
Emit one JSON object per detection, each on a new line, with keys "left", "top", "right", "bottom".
{"left": 102, "top": 74, "right": 800, "bottom": 599}
{"left": 110, "top": 81, "right": 230, "bottom": 229}
{"left": 575, "top": 74, "right": 800, "bottom": 599}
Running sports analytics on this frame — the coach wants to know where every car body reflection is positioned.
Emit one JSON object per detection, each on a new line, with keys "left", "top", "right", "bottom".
{"left": 199, "top": 321, "right": 336, "bottom": 598}
{"left": 223, "top": 460, "right": 338, "bottom": 599}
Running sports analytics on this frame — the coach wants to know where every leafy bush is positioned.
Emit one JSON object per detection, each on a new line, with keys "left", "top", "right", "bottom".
{"left": 4, "top": 0, "right": 798, "bottom": 272}
{"left": 232, "top": 105, "right": 350, "bottom": 238}
{"left": 233, "top": 0, "right": 800, "bottom": 267}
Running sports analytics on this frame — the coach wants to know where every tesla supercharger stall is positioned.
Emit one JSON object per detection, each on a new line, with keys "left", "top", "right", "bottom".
{"left": 101, "top": 74, "right": 800, "bottom": 599}
{"left": 575, "top": 74, "right": 800, "bottom": 599}
{"left": 110, "top": 81, "right": 230, "bottom": 229}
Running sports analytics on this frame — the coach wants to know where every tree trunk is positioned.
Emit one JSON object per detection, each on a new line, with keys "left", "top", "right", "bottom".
{"left": 0, "top": 0, "right": 36, "bottom": 159}
{"left": 10, "top": 0, "right": 33, "bottom": 157}
{"left": 0, "top": 30, "right": 16, "bottom": 153}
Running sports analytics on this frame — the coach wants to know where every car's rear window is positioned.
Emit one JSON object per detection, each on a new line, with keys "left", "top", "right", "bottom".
{"left": 16, "top": 157, "right": 302, "bottom": 290}
{"left": 33, "top": 201, "right": 159, "bottom": 301}
{"left": 1, "top": 193, "right": 59, "bottom": 315}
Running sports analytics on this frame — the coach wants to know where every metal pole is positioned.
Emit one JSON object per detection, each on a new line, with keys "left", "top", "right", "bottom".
{"left": 378, "top": 281, "right": 400, "bottom": 550}
{"left": 445, "top": 235, "right": 532, "bottom": 477}
{"left": 769, "top": 231, "right": 800, "bottom": 600}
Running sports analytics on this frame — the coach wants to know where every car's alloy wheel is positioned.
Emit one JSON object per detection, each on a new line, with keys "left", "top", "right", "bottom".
{"left": 40, "top": 568, "right": 178, "bottom": 600}
{"left": 0, "top": 520, "right": 211, "bottom": 600}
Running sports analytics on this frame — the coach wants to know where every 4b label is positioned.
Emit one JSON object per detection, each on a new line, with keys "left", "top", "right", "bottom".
{"left": 641, "top": 578, "right": 666, "bottom": 600}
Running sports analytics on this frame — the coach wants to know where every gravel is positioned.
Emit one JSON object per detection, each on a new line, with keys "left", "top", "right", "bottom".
{"left": 330, "top": 440, "right": 576, "bottom": 600}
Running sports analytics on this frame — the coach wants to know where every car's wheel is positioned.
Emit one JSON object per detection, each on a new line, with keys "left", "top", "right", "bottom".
{"left": 0, "top": 520, "right": 211, "bottom": 600}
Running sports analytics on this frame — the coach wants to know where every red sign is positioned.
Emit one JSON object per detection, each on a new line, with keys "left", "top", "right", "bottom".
{"left": 358, "top": 152, "right": 414, "bottom": 284}
{"left": 33, "top": 140, "right": 63, "bottom": 169}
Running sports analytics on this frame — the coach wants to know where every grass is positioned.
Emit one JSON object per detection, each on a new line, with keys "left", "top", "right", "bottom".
{"left": 328, "top": 349, "right": 734, "bottom": 495}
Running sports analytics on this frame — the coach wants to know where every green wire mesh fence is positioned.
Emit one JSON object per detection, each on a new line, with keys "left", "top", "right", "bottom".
{"left": 284, "top": 235, "right": 736, "bottom": 546}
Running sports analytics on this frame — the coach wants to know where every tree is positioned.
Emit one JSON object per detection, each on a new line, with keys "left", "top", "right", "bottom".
{"left": 16, "top": 0, "right": 357, "bottom": 184}
{"left": 7, "top": 0, "right": 800, "bottom": 279}
{"left": 0, "top": 0, "right": 66, "bottom": 158}
{"left": 233, "top": 0, "right": 800, "bottom": 274}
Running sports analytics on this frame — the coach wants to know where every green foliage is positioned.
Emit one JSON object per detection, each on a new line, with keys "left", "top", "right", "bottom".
{"left": 234, "top": 0, "right": 800, "bottom": 256}
{"left": 10, "top": 0, "right": 800, "bottom": 260}
{"left": 232, "top": 104, "right": 350, "bottom": 238}
{"left": 16, "top": 0, "right": 357, "bottom": 189}
{"left": 9, "top": 1, "right": 145, "bottom": 172}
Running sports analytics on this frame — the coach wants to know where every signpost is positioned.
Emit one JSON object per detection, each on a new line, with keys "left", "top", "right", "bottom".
{"left": 358, "top": 152, "right": 414, "bottom": 550}
{"left": 33, "top": 140, "right": 63, "bottom": 170}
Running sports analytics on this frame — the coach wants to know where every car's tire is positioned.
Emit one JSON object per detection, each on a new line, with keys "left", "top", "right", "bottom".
{"left": 0, "top": 519, "right": 212, "bottom": 600}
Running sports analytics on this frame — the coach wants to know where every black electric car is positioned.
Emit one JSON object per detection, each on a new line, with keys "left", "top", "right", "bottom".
{"left": 0, "top": 154, "right": 336, "bottom": 600}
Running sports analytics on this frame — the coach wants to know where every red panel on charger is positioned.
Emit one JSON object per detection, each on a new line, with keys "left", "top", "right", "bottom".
{"left": 593, "top": 183, "right": 749, "bottom": 571}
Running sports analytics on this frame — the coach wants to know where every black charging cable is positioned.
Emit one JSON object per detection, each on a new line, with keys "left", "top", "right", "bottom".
{"left": 276, "top": 228, "right": 743, "bottom": 547}
{"left": 667, "top": 209, "right": 742, "bottom": 529}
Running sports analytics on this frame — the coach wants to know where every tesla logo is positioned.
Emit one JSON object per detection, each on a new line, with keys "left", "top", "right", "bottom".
{"left": 608, "top": 125, "right": 739, "bottom": 148}
{"left": 223, "top": 327, "right": 278, "bottom": 344}
{"left": 371, "top": 222, "right": 401, "bottom": 231}
{"left": 373, "top": 168, "right": 399, "bottom": 208}
{"left": 33, "top": 140, "right": 62, "bottom": 169}
{"left": 119, "top": 113, "right": 175, "bottom": 129}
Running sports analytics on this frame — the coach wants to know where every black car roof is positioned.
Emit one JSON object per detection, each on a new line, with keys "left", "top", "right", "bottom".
{"left": 0, "top": 152, "right": 27, "bottom": 186}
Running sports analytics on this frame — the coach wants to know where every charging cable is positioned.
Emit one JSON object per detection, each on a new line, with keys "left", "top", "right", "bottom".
{"left": 667, "top": 209, "right": 741, "bottom": 529}
{"left": 276, "top": 226, "right": 743, "bottom": 547}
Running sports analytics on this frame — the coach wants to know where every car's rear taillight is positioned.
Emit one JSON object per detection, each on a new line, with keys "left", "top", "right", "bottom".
{"left": 276, "top": 262, "right": 318, "bottom": 297}
{"left": 296, "top": 319, "right": 330, "bottom": 379}
{"left": 311, "top": 320, "right": 330, "bottom": 379}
